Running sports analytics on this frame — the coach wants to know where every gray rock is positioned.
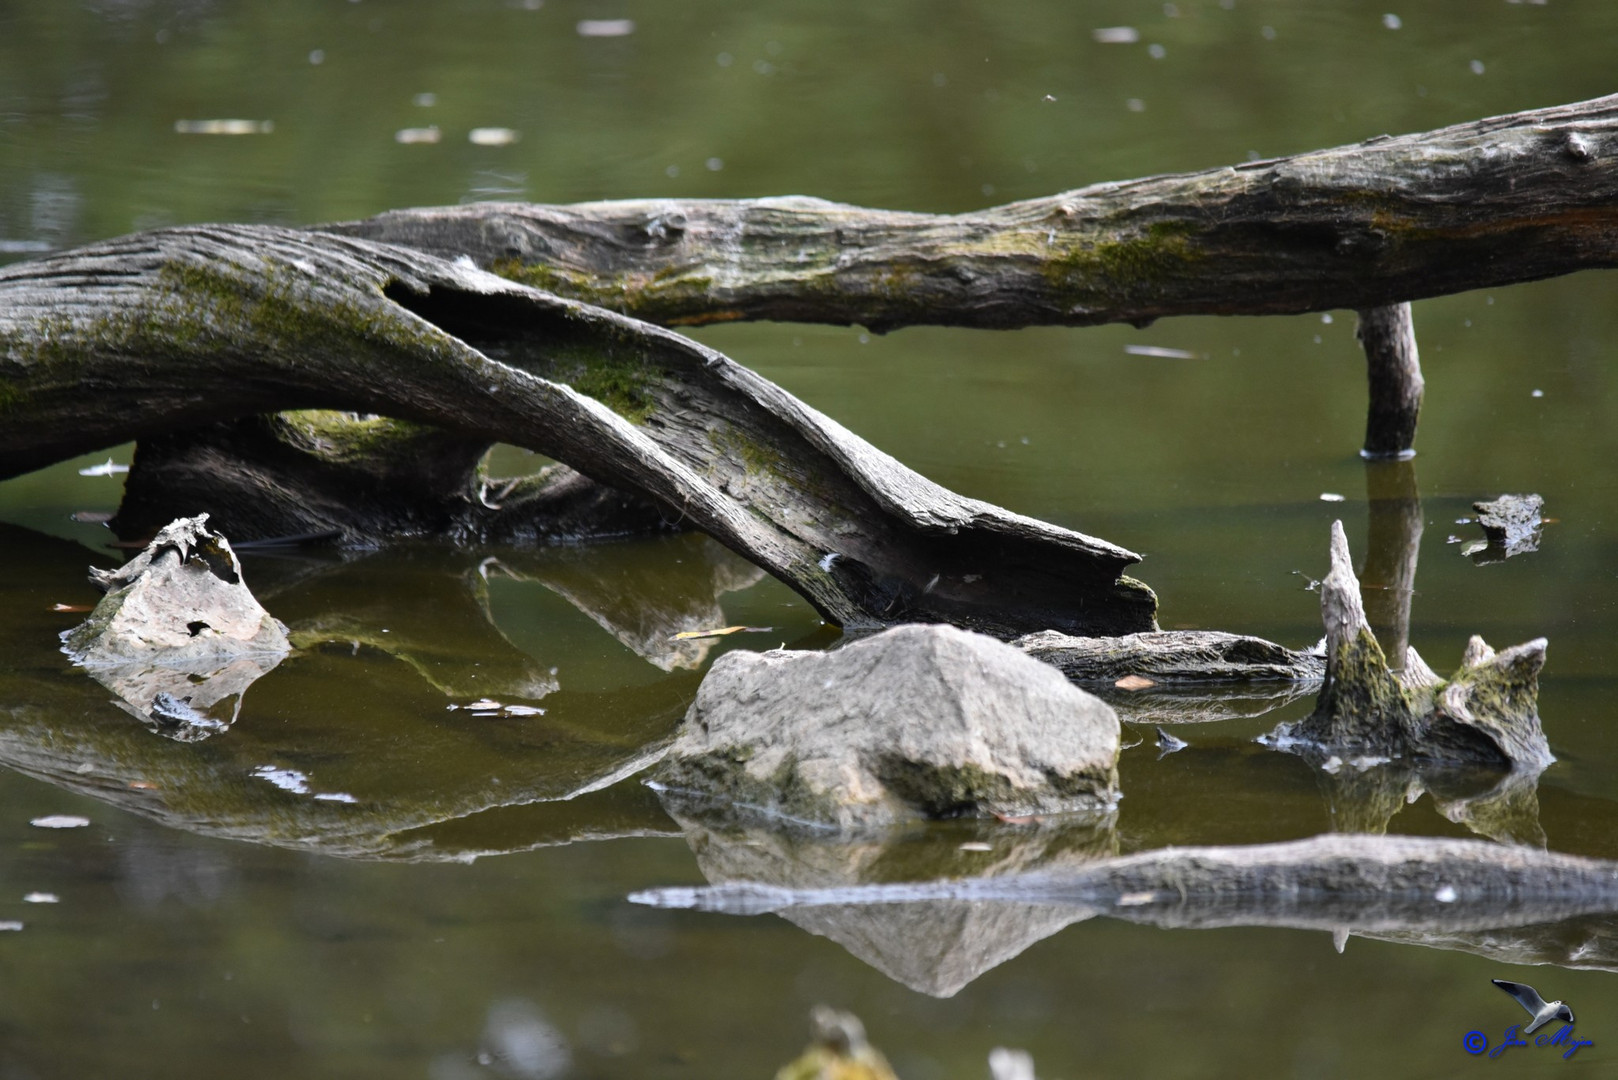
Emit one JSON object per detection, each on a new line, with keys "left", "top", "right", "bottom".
{"left": 654, "top": 623, "right": 1120, "bottom": 829}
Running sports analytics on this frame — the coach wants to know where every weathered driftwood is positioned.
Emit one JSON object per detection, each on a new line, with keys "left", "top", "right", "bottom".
{"left": 0, "top": 226, "right": 1153, "bottom": 636}
{"left": 1014, "top": 629, "right": 1324, "bottom": 683}
{"left": 328, "top": 95, "right": 1618, "bottom": 332}
{"left": 1267, "top": 521, "right": 1552, "bottom": 769}
{"left": 1356, "top": 304, "right": 1423, "bottom": 459}
{"left": 61, "top": 515, "right": 291, "bottom": 740}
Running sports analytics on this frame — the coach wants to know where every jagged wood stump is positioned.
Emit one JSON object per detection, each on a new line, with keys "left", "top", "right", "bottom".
{"left": 1267, "top": 521, "right": 1552, "bottom": 770}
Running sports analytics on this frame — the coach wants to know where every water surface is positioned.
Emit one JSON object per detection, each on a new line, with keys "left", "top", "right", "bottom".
{"left": 3, "top": 2, "right": 1618, "bottom": 1076}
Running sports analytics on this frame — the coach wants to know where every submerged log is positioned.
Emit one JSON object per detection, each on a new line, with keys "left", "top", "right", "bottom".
{"left": 0, "top": 226, "right": 1153, "bottom": 636}
{"left": 1267, "top": 521, "right": 1553, "bottom": 770}
{"left": 328, "top": 95, "right": 1618, "bottom": 332}
{"left": 631, "top": 834, "right": 1618, "bottom": 932}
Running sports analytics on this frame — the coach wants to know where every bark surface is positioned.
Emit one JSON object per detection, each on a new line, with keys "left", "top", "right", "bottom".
{"left": 328, "top": 95, "right": 1618, "bottom": 331}
{"left": 0, "top": 226, "right": 1152, "bottom": 635}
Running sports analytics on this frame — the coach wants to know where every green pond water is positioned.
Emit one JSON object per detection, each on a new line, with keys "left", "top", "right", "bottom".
{"left": 3, "top": 1, "right": 1618, "bottom": 1076}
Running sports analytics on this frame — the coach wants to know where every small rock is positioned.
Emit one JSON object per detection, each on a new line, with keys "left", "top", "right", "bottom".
{"left": 655, "top": 624, "right": 1120, "bottom": 830}
{"left": 1470, "top": 493, "right": 1544, "bottom": 563}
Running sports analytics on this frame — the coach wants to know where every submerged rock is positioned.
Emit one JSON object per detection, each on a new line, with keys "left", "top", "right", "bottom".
{"left": 1468, "top": 493, "right": 1544, "bottom": 563}
{"left": 61, "top": 515, "right": 290, "bottom": 739}
{"left": 654, "top": 624, "right": 1120, "bottom": 830}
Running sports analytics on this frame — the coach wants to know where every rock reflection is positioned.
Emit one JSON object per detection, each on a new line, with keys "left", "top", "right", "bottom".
{"left": 662, "top": 793, "right": 1116, "bottom": 997}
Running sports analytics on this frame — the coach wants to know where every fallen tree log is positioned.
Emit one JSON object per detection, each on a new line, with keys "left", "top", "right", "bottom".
{"left": 327, "top": 95, "right": 1618, "bottom": 332}
{"left": 0, "top": 226, "right": 1154, "bottom": 635}
{"left": 631, "top": 833, "right": 1618, "bottom": 932}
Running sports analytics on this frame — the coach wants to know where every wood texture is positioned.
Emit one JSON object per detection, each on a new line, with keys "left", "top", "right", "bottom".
{"left": 328, "top": 95, "right": 1618, "bottom": 331}
{"left": 0, "top": 226, "right": 1153, "bottom": 635}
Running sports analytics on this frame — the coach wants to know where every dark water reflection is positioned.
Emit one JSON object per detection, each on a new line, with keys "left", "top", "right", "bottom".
{"left": 5, "top": 0, "right": 1618, "bottom": 1076}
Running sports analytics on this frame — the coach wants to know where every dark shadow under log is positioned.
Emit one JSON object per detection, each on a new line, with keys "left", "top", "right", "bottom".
{"left": 113, "top": 412, "right": 674, "bottom": 547}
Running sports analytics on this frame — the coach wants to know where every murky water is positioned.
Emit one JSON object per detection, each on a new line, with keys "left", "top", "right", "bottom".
{"left": 4, "top": 1, "right": 1618, "bottom": 1076}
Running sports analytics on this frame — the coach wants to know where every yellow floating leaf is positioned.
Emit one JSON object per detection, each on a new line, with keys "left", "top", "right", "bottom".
{"left": 670, "top": 625, "right": 773, "bottom": 640}
{"left": 1114, "top": 674, "right": 1156, "bottom": 690}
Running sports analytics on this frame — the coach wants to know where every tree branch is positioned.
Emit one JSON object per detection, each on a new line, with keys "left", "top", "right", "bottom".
{"left": 327, "top": 94, "right": 1618, "bottom": 332}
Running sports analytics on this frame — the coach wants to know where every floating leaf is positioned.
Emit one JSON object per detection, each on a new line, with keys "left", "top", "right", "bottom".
{"left": 1114, "top": 674, "right": 1156, "bottom": 690}
{"left": 670, "top": 625, "right": 773, "bottom": 640}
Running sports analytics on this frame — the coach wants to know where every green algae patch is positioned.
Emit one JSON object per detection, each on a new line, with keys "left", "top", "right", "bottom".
{"left": 1043, "top": 220, "right": 1204, "bottom": 302}
{"left": 558, "top": 351, "right": 660, "bottom": 424}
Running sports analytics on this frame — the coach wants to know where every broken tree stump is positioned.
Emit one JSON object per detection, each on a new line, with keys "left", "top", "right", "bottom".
{"left": 1266, "top": 521, "right": 1553, "bottom": 771}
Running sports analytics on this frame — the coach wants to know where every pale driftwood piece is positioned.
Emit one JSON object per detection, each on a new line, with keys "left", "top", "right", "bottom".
{"left": 631, "top": 834, "right": 1618, "bottom": 930}
{"left": 1266, "top": 521, "right": 1553, "bottom": 770}
{"left": 0, "top": 226, "right": 1153, "bottom": 635}
{"left": 327, "top": 95, "right": 1618, "bottom": 332}
{"left": 1356, "top": 304, "right": 1423, "bottom": 459}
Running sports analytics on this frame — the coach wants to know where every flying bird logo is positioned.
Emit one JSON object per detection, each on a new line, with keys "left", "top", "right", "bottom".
{"left": 1492, "top": 979, "right": 1575, "bottom": 1035}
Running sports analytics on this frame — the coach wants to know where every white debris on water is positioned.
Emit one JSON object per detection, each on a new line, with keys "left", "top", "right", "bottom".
{"left": 174, "top": 119, "right": 273, "bottom": 135}
{"left": 1092, "top": 27, "right": 1140, "bottom": 44}
{"left": 23, "top": 893, "right": 58, "bottom": 904}
{"left": 29, "top": 815, "right": 90, "bottom": 829}
{"left": 1319, "top": 493, "right": 1346, "bottom": 503}
{"left": 251, "top": 765, "right": 311, "bottom": 795}
{"left": 77, "top": 458, "right": 128, "bottom": 477}
{"left": 577, "top": 18, "right": 634, "bottom": 37}
{"left": 469, "top": 127, "right": 519, "bottom": 146}
{"left": 1125, "top": 345, "right": 1199, "bottom": 359}
{"left": 395, "top": 126, "right": 441, "bottom": 144}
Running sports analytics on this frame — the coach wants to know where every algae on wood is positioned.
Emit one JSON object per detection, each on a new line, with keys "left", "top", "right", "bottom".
{"left": 0, "top": 226, "right": 1153, "bottom": 636}
{"left": 1267, "top": 521, "right": 1553, "bottom": 771}
{"left": 329, "top": 95, "right": 1618, "bottom": 332}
